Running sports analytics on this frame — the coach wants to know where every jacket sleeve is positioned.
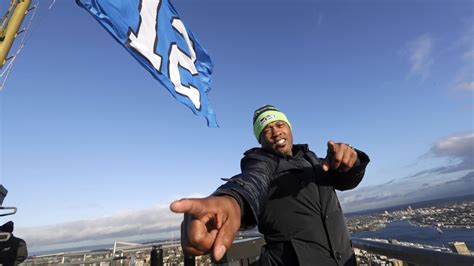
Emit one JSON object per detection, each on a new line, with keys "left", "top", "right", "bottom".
{"left": 15, "top": 238, "right": 28, "bottom": 264}
{"left": 213, "top": 153, "right": 273, "bottom": 229}
{"left": 330, "top": 149, "right": 370, "bottom": 191}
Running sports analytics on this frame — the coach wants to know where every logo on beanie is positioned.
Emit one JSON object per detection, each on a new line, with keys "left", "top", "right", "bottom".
{"left": 259, "top": 114, "right": 276, "bottom": 126}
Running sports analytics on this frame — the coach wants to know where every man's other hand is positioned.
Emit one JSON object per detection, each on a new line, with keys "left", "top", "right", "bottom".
{"left": 169, "top": 195, "right": 241, "bottom": 261}
{"left": 321, "top": 141, "right": 358, "bottom": 172}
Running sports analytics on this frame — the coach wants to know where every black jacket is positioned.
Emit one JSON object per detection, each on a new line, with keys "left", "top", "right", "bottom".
{"left": 0, "top": 221, "right": 28, "bottom": 266}
{"left": 215, "top": 144, "right": 370, "bottom": 265}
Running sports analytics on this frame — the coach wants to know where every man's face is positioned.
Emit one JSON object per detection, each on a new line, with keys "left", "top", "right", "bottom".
{"left": 260, "top": 120, "right": 293, "bottom": 156}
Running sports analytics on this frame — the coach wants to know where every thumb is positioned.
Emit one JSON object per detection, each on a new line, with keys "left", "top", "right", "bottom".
{"left": 170, "top": 199, "right": 206, "bottom": 217}
{"left": 212, "top": 223, "right": 236, "bottom": 261}
{"left": 321, "top": 161, "right": 330, "bottom": 172}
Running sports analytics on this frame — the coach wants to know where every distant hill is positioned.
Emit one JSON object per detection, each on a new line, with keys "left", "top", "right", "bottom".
{"left": 339, "top": 170, "right": 474, "bottom": 213}
{"left": 345, "top": 194, "right": 474, "bottom": 217}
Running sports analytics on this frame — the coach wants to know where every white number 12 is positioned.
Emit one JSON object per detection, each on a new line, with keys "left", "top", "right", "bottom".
{"left": 128, "top": 0, "right": 201, "bottom": 110}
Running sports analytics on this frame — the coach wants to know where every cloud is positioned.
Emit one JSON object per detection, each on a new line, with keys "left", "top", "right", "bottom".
{"left": 16, "top": 204, "right": 182, "bottom": 247}
{"left": 406, "top": 34, "right": 434, "bottom": 80}
{"left": 463, "top": 48, "right": 474, "bottom": 61}
{"left": 430, "top": 132, "right": 474, "bottom": 157}
{"left": 451, "top": 47, "right": 474, "bottom": 91}
{"left": 450, "top": 26, "right": 474, "bottom": 91}
{"left": 454, "top": 81, "right": 474, "bottom": 91}
{"left": 340, "top": 170, "right": 474, "bottom": 213}
{"left": 316, "top": 12, "right": 324, "bottom": 29}
{"left": 339, "top": 132, "right": 474, "bottom": 213}
{"left": 408, "top": 132, "right": 474, "bottom": 178}
{"left": 444, "top": 171, "right": 474, "bottom": 185}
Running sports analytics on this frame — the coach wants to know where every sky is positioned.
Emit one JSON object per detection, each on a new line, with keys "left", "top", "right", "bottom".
{"left": 0, "top": 0, "right": 473, "bottom": 254}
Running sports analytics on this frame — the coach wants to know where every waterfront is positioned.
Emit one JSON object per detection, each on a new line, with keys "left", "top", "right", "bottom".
{"left": 352, "top": 219, "right": 474, "bottom": 250}
{"left": 24, "top": 197, "right": 474, "bottom": 264}
{"left": 24, "top": 219, "right": 473, "bottom": 265}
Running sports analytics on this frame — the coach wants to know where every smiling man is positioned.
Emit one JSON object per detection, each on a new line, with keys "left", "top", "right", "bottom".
{"left": 170, "top": 105, "right": 370, "bottom": 265}
{"left": 254, "top": 105, "right": 294, "bottom": 157}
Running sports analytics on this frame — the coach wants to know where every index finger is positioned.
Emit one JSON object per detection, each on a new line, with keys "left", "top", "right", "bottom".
{"left": 327, "top": 140, "right": 337, "bottom": 154}
{"left": 170, "top": 199, "right": 206, "bottom": 217}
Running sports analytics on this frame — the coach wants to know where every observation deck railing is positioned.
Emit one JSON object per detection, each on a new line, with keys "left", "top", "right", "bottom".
{"left": 185, "top": 237, "right": 474, "bottom": 266}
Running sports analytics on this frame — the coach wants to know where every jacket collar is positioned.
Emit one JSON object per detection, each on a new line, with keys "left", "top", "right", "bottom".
{"left": 244, "top": 144, "right": 310, "bottom": 160}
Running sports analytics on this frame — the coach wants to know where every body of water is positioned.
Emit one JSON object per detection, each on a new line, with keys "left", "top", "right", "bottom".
{"left": 352, "top": 220, "right": 474, "bottom": 250}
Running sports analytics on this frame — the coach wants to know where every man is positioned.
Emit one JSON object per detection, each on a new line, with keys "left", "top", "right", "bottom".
{"left": 0, "top": 221, "right": 28, "bottom": 266}
{"left": 170, "top": 105, "right": 369, "bottom": 265}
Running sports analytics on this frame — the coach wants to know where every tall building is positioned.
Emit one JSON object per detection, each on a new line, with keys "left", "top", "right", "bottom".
{"left": 448, "top": 242, "right": 470, "bottom": 255}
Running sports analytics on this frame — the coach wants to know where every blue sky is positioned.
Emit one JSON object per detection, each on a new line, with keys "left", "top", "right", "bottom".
{"left": 1, "top": 0, "right": 473, "bottom": 253}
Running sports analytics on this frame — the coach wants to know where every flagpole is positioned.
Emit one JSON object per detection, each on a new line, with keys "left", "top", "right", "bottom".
{"left": 0, "top": 0, "right": 31, "bottom": 68}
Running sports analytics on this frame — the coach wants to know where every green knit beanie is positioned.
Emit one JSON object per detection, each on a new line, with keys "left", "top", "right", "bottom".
{"left": 253, "top": 105, "right": 292, "bottom": 143}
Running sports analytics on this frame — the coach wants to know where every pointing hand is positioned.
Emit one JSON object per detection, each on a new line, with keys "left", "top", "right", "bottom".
{"left": 321, "top": 141, "right": 358, "bottom": 172}
{"left": 169, "top": 196, "right": 241, "bottom": 261}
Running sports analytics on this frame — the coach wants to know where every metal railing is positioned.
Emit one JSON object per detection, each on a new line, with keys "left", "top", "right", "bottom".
{"left": 22, "top": 236, "right": 474, "bottom": 265}
{"left": 351, "top": 238, "right": 474, "bottom": 266}
{"left": 205, "top": 237, "right": 474, "bottom": 266}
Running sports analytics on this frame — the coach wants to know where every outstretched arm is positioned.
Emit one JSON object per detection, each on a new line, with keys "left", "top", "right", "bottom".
{"left": 169, "top": 195, "right": 241, "bottom": 261}
{"left": 169, "top": 152, "right": 274, "bottom": 260}
{"left": 213, "top": 154, "right": 274, "bottom": 228}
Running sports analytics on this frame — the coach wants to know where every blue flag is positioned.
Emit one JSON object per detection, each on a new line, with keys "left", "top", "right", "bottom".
{"left": 76, "top": 0, "right": 217, "bottom": 127}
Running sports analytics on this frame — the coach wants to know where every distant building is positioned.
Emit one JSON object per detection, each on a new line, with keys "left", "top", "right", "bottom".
{"left": 448, "top": 242, "right": 470, "bottom": 255}
{"left": 388, "top": 239, "right": 399, "bottom": 245}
